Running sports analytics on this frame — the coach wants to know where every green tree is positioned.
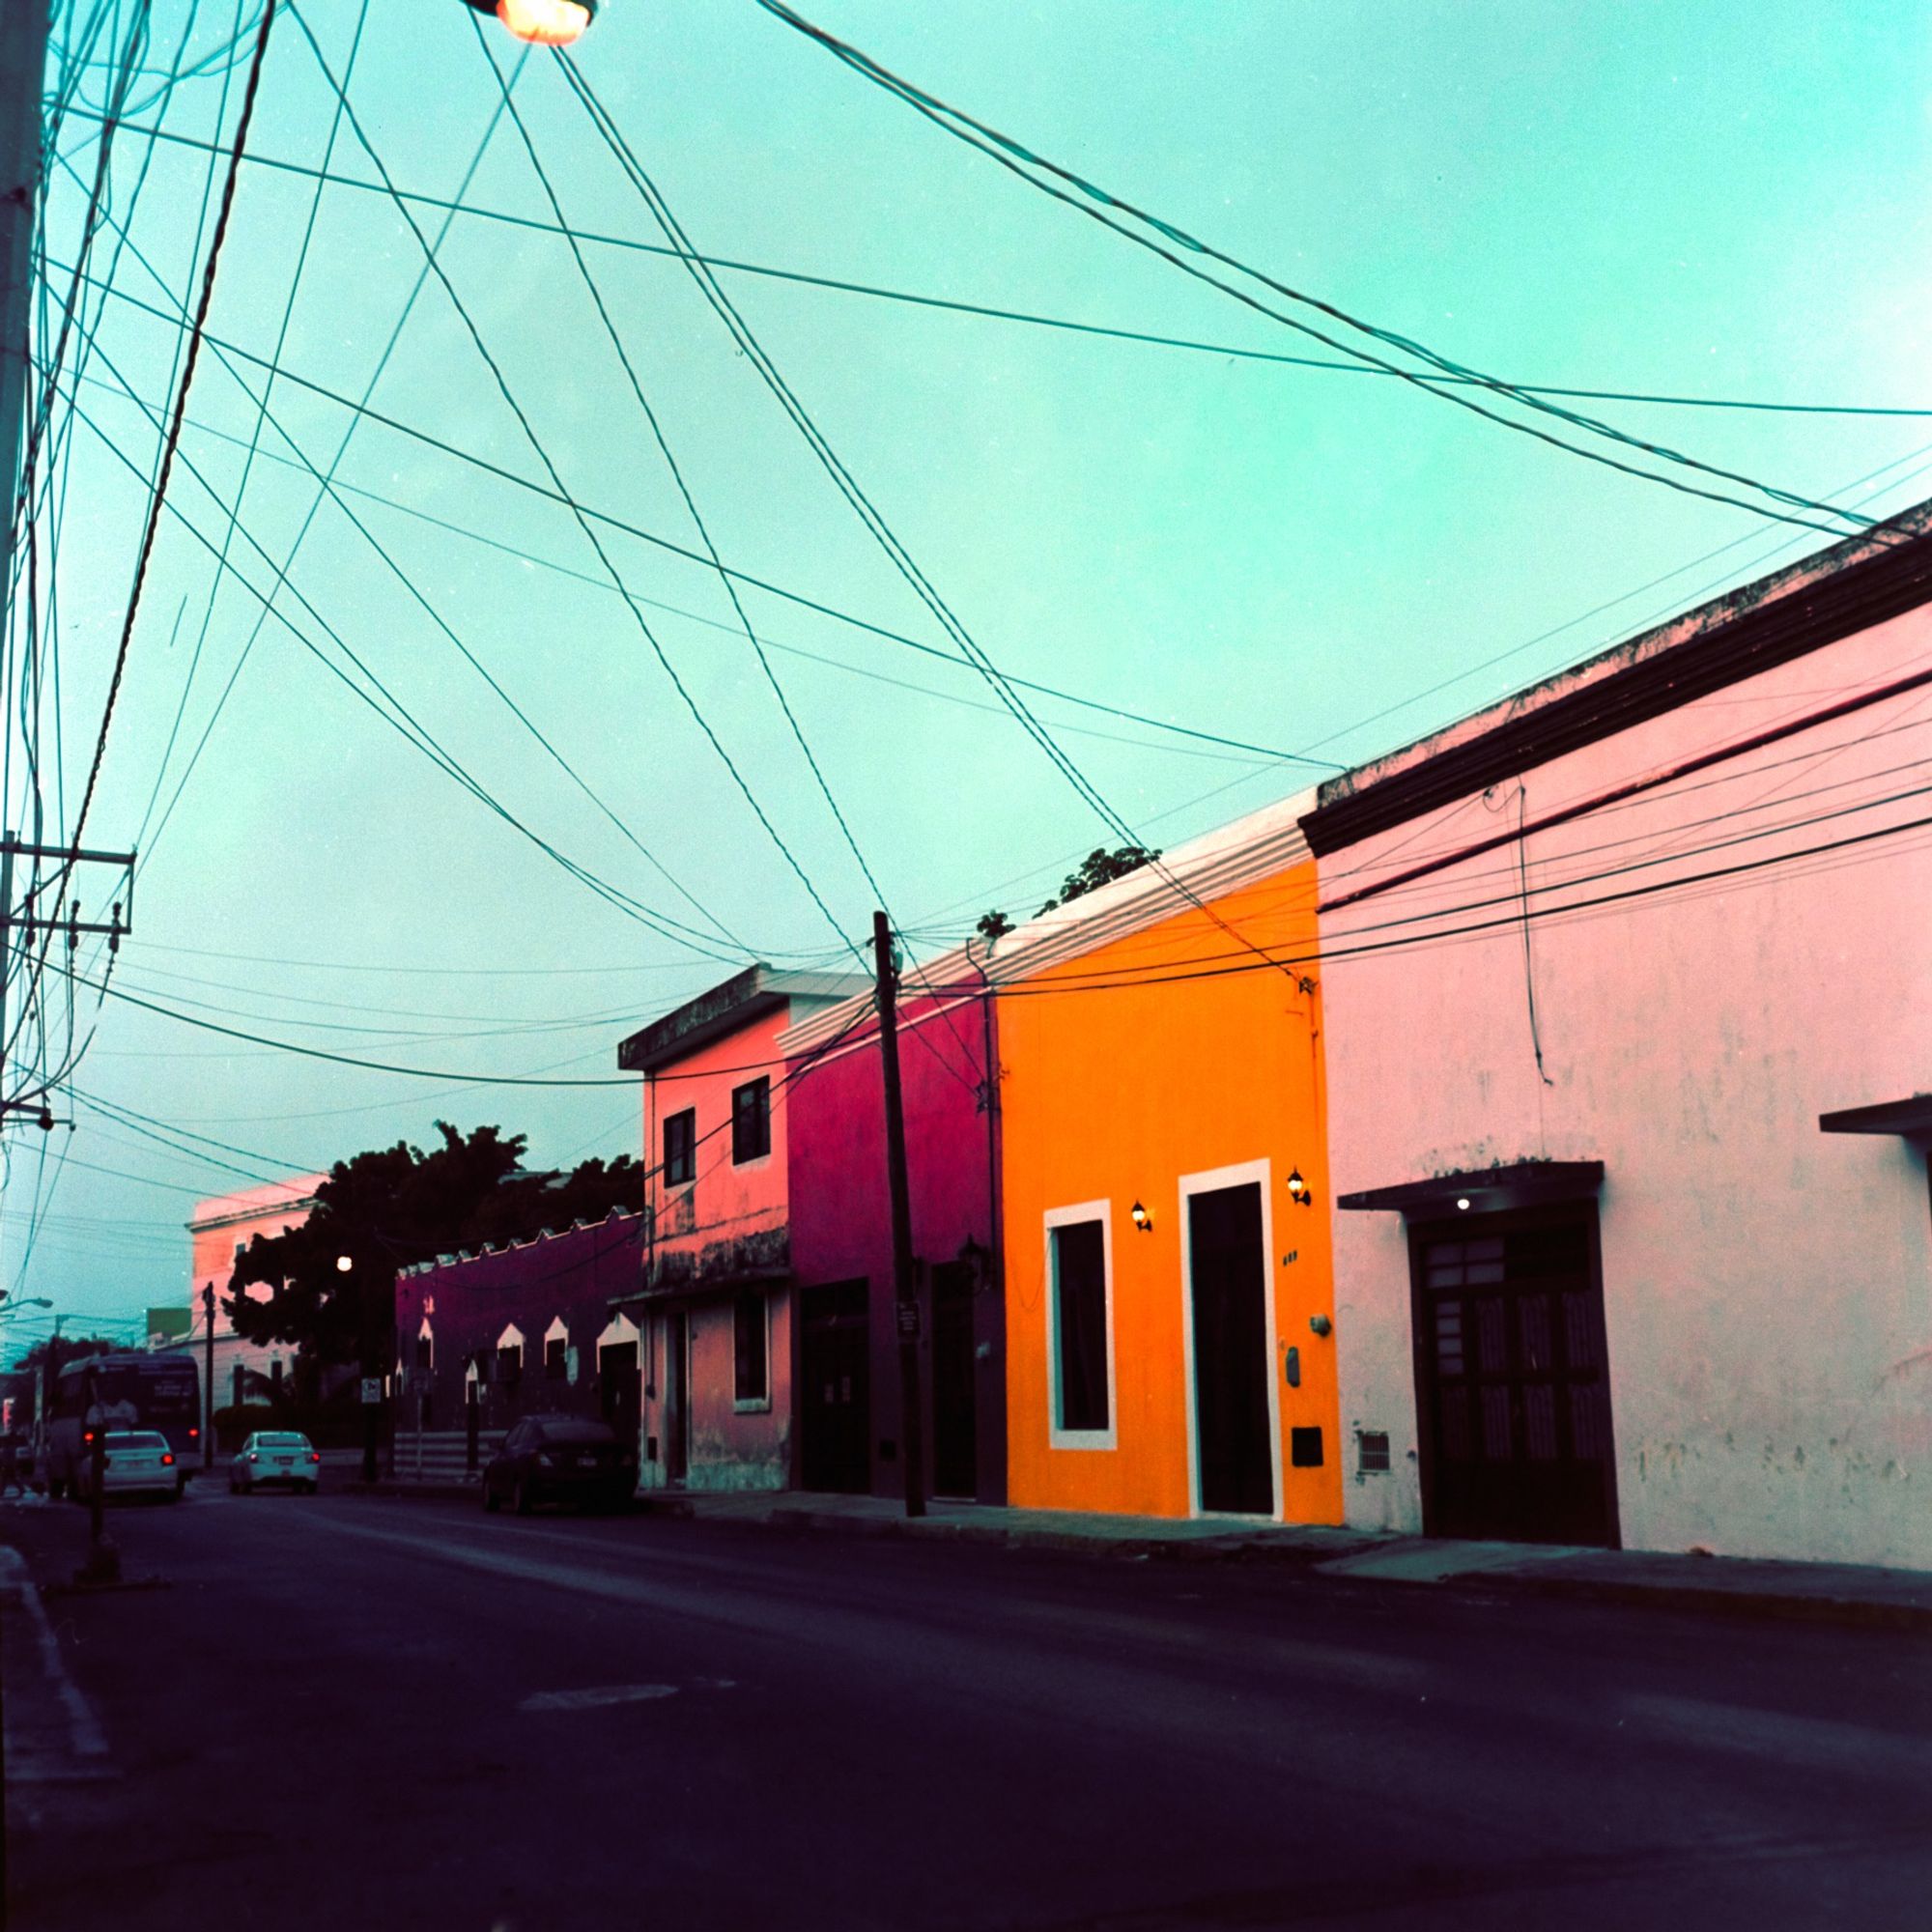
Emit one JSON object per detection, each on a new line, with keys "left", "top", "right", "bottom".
{"left": 225, "top": 1124, "right": 643, "bottom": 1385}
{"left": 1036, "top": 845, "right": 1159, "bottom": 917}
{"left": 975, "top": 909, "right": 1013, "bottom": 945}
{"left": 7, "top": 1333, "right": 116, "bottom": 1377}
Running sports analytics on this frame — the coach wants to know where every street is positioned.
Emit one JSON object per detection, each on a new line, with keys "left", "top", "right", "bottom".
{"left": 5, "top": 1486, "right": 1929, "bottom": 1931}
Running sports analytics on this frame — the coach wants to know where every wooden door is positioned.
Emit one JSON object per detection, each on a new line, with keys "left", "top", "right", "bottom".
{"left": 663, "top": 1313, "right": 689, "bottom": 1486}
{"left": 930, "top": 1262, "right": 978, "bottom": 1499}
{"left": 801, "top": 1280, "right": 870, "bottom": 1493}
{"left": 1413, "top": 1212, "right": 1618, "bottom": 1548}
{"left": 1188, "top": 1180, "right": 1275, "bottom": 1517}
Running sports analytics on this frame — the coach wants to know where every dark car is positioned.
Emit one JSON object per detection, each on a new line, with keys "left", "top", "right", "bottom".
{"left": 482, "top": 1417, "right": 637, "bottom": 1516}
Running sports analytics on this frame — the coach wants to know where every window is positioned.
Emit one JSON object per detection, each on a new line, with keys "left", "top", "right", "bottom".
{"left": 497, "top": 1346, "right": 522, "bottom": 1384}
{"left": 663, "top": 1107, "right": 696, "bottom": 1187}
{"left": 545, "top": 1337, "right": 568, "bottom": 1380}
{"left": 733, "top": 1290, "right": 768, "bottom": 1405}
{"left": 732, "top": 1077, "right": 771, "bottom": 1164}
{"left": 1046, "top": 1207, "right": 1113, "bottom": 1447}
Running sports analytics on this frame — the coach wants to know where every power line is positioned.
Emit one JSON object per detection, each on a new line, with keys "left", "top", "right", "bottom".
{"left": 753, "top": 0, "right": 1889, "bottom": 544}
{"left": 57, "top": 268, "right": 1329, "bottom": 769}
{"left": 285, "top": 2, "right": 858, "bottom": 957}
{"left": 54, "top": 107, "right": 1932, "bottom": 424}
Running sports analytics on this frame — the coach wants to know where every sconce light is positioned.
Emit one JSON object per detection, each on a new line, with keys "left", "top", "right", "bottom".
{"left": 335, "top": 1255, "right": 354, "bottom": 1273}
{"left": 1129, "top": 1200, "right": 1153, "bottom": 1234}
{"left": 1286, "top": 1168, "right": 1315, "bottom": 1208}
{"left": 1308, "top": 1314, "right": 1332, "bottom": 1338}
{"left": 1455, "top": 1197, "right": 1471, "bottom": 1212}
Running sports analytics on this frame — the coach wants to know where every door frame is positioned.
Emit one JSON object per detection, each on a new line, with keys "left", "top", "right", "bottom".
{"left": 663, "top": 1308, "right": 690, "bottom": 1486}
{"left": 1405, "top": 1195, "right": 1621, "bottom": 1549}
{"left": 1178, "top": 1158, "right": 1282, "bottom": 1521}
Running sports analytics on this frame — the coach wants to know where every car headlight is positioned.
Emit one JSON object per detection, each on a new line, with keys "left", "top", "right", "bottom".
{"left": 535, "top": 1451, "right": 559, "bottom": 1468}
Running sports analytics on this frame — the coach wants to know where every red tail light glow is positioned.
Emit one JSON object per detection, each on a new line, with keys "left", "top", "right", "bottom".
{"left": 188, "top": 1428, "right": 199, "bottom": 1438}
{"left": 307, "top": 1452, "right": 321, "bottom": 1463}
{"left": 161, "top": 1453, "right": 175, "bottom": 1465}
{"left": 247, "top": 1452, "right": 259, "bottom": 1462}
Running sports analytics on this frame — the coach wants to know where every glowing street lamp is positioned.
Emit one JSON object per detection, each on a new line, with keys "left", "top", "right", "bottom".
{"left": 462, "top": 0, "right": 598, "bottom": 47}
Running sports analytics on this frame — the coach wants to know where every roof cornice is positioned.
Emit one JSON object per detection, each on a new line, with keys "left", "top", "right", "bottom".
{"left": 1301, "top": 505, "right": 1932, "bottom": 857}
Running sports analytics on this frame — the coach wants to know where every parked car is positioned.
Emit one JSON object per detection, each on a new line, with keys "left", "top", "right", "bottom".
{"left": 482, "top": 1416, "right": 636, "bottom": 1515}
{"left": 74, "top": 1430, "right": 184, "bottom": 1504}
{"left": 230, "top": 1432, "right": 323, "bottom": 1494}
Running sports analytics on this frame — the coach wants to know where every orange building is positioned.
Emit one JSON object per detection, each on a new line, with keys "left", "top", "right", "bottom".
{"left": 993, "top": 796, "right": 1342, "bottom": 1524}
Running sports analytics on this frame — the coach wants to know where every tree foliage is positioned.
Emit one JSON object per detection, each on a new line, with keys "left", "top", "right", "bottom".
{"left": 1036, "top": 845, "right": 1159, "bottom": 917}
{"left": 974, "top": 909, "right": 1013, "bottom": 944}
{"left": 7, "top": 1333, "right": 116, "bottom": 1376}
{"left": 223, "top": 1123, "right": 643, "bottom": 1375}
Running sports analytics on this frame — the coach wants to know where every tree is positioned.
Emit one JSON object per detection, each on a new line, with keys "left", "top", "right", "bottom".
{"left": 1036, "top": 845, "right": 1159, "bottom": 917}
{"left": 975, "top": 909, "right": 1013, "bottom": 945}
{"left": 225, "top": 1123, "right": 643, "bottom": 1384}
{"left": 8, "top": 1333, "right": 115, "bottom": 1377}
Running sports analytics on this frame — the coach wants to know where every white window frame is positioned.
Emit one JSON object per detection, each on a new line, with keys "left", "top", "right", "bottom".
{"left": 1043, "top": 1199, "right": 1117, "bottom": 1452}
{"left": 1178, "top": 1157, "right": 1283, "bottom": 1521}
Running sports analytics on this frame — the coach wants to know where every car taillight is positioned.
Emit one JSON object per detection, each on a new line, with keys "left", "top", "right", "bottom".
{"left": 188, "top": 1428, "right": 199, "bottom": 1438}
{"left": 83, "top": 1431, "right": 95, "bottom": 1444}
{"left": 161, "top": 1453, "right": 175, "bottom": 1465}
{"left": 247, "top": 1452, "right": 259, "bottom": 1463}
{"left": 307, "top": 1452, "right": 321, "bottom": 1463}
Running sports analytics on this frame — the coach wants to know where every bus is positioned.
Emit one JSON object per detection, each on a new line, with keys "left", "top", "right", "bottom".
{"left": 45, "top": 1350, "right": 202, "bottom": 1498}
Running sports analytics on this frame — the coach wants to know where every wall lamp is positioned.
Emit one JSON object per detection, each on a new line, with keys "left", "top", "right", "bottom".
{"left": 1286, "top": 1169, "right": 1316, "bottom": 1209}
{"left": 1129, "top": 1200, "right": 1154, "bottom": 1234}
{"left": 463, "top": 0, "right": 598, "bottom": 48}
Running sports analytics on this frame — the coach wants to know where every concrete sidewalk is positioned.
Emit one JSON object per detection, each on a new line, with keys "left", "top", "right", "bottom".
{"left": 630, "top": 1487, "right": 1932, "bottom": 1631}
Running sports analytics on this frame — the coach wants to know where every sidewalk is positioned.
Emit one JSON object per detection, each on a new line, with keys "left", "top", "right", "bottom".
{"left": 625, "top": 1487, "right": 1932, "bottom": 1631}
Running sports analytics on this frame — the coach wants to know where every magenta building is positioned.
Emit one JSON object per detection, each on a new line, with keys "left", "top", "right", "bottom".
{"left": 781, "top": 957, "right": 1006, "bottom": 1504}
{"left": 1308, "top": 506, "right": 1932, "bottom": 1567}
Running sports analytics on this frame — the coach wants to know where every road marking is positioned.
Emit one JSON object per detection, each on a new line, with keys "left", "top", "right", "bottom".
{"left": 0, "top": 1546, "right": 113, "bottom": 1782}
{"left": 521, "top": 1684, "right": 678, "bottom": 1713}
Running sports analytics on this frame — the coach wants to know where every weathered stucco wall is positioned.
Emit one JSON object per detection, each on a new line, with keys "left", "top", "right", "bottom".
{"left": 785, "top": 983, "right": 1002, "bottom": 1500}
{"left": 1321, "top": 606, "right": 1932, "bottom": 1565}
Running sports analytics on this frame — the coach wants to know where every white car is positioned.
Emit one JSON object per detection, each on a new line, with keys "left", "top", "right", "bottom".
{"left": 77, "top": 1430, "right": 184, "bottom": 1503}
{"left": 230, "top": 1432, "right": 322, "bottom": 1495}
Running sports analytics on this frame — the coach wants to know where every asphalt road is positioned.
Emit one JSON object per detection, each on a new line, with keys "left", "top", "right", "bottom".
{"left": 5, "top": 1482, "right": 1930, "bottom": 1931}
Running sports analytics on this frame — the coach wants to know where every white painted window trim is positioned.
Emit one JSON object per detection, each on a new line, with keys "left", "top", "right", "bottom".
{"left": 1177, "top": 1157, "right": 1283, "bottom": 1521}
{"left": 1044, "top": 1198, "right": 1117, "bottom": 1452}
{"left": 596, "top": 1311, "right": 640, "bottom": 1353}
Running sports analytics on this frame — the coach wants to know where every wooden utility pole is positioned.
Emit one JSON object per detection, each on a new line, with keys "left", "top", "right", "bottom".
{"left": 873, "top": 911, "right": 924, "bottom": 1519}
{"left": 0, "top": 15, "right": 52, "bottom": 1926}
{"left": 202, "top": 1284, "right": 216, "bottom": 1470}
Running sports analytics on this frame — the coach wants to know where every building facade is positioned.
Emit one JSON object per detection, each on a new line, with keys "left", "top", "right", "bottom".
{"left": 1308, "top": 509, "right": 1932, "bottom": 1566}
{"left": 182, "top": 1177, "right": 325, "bottom": 1426}
{"left": 617, "top": 966, "right": 864, "bottom": 1493}
{"left": 992, "top": 798, "right": 1343, "bottom": 1525}
{"left": 391, "top": 1211, "right": 647, "bottom": 1460}
{"left": 781, "top": 957, "right": 1005, "bottom": 1503}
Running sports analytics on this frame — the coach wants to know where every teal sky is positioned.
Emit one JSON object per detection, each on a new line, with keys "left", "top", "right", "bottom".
{"left": 8, "top": 0, "right": 1929, "bottom": 1342}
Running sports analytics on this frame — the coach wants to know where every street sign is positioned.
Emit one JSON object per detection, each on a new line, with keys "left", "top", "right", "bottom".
{"left": 359, "top": 1378, "right": 383, "bottom": 1405}
{"left": 895, "top": 1299, "right": 921, "bottom": 1342}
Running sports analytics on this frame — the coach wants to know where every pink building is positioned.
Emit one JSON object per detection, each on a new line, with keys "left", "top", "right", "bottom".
{"left": 780, "top": 954, "right": 1004, "bottom": 1502}
{"left": 183, "top": 1177, "right": 326, "bottom": 1427}
{"left": 1308, "top": 506, "right": 1932, "bottom": 1565}
{"left": 616, "top": 966, "right": 864, "bottom": 1492}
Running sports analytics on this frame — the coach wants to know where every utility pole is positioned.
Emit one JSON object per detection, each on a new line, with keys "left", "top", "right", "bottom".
{"left": 201, "top": 1284, "right": 215, "bottom": 1471}
{"left": 872, "top": 911, "right": 924, "bottom": 1519}
{"left": 0, "top": 0, "right": 49, "bottom": 622}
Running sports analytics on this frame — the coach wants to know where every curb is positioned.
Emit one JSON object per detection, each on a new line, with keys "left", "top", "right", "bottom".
{"left": 327, "top": 1485, "right": 1932, "bottom": 1633}
{"left": 1488, "top": 1568, "right": 1932, "bottom": 1634}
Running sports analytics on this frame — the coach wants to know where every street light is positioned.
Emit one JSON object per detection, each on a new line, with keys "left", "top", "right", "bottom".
{"left": 462, "top": 0, "right": 598, "bottom": 47}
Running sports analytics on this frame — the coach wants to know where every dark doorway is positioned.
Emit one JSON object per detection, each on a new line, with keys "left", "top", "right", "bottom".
{"left": 599, "top": 1339, "right": 640, "bottom": 1453}
{"left": 1187, "top": 1179, "right": 1274, "bottom": 1517}
{"left": 662, "top": 1313, "right": 689, "bottom": 1487}
{"left": 1410, "top": 1207, "right": 1618, "bottom": 1548}
{"left": 801, "top": 1279, "right": 870, "bottom": 1493}
{"left": 930, "top": 1261, "right": 978, "bottom": 1499}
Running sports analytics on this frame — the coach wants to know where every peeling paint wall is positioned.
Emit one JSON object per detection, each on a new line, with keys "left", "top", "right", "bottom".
{"left": 1320, "top": 607, "right": 1932, "bottom": 1566}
